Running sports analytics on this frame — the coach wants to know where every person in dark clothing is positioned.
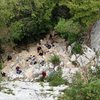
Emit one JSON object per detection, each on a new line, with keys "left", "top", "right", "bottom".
{"left": 7, "top": 55, "right": 12, "bottom": 61}
{"left": 37, "top": 46, "right": 42, "bottom": 53}
{"left": 39, "top": 50, "right": 43, "bottom": 56}
{"left": 49, "top": 34, "right": 55, "bottom": 47}
{"left": 40, "top": 60, "right": 45, "bottom": 66}
{"left": 1, "top": 72, "right": 6, "bottom": 77}
{"left": 37, "top": 46, "right": 43, "bottom": 56}
{"left": 45, "top": 42, "right": 51, "bottom": 49}
{"left": 41, "top": 71, "right": 46, "bottom": 81}
{"left": 16, "top": 66, "right": 22, "bottom": 74}
{"left": 42, "top": 71, "right": 46, "bottom": 78}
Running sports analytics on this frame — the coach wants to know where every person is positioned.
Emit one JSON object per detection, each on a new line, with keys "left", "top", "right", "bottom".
{"left": 37, "top": 46, "right": 42, "bottom": 52}
{"left": 40, "top": 60, "right": 45, "bottom": 66}
{"left": 41, "top": 71, "right": 46, "bottom": 81}
{"left": 7, "top": 55, "right": 12, "bottom": 61}
{"left": 39, "top": 50, "right": 43, "bottom": 56}
{"left": 45, "top": 41, "right": 51, "bottom": 49}
{"left": 30, "top": 61, "right": 37, "bottom": 65}
{"left": 32, "top": 55, "right": 36, "bottom": 61}
{"left": 16, "top": 66, "right": 22, "bottom": 74}
{"left": 1, "top": 72, "right": 6, "bottom": 77}
{"left": 49, "top": 34, "right": 54, "bottom": 47}
{"left": 37, "top": 46, "right": 43, "bottom": 56}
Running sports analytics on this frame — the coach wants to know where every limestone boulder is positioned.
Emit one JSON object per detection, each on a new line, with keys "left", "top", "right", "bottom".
{"left": 70, "top": 54, "right": 76, "bottom": 62}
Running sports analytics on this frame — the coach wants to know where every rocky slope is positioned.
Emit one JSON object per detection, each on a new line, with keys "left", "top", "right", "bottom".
{"left": 0, "top": 33, "right": 96, "bottom": 100}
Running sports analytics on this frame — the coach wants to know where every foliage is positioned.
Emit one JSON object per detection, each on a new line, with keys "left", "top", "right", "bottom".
{"left": 10, "top": 21, "right": 24, "bottom": 41}
{"left": 49, "top": 54, "right": 60, "bottom": 66}
{"left": 47, "top": 67, "right": 66, "bottom": 86}
{"left": 60, "top": 79, "right": 100, "bottom": 100}
{"left": 89, "top": 65, "right": 100, "bottom": 81}
{"left": 55, "top": 19, "right": 81, "bottom": 44}
{"left": 59, "top": 72, "right": 100, "bottom": 100}
{"left": 55, "top": 0, "right": 100, "bottom": 44}
{"left": 60, "top": 0, "right": 100, "bottom": 31}
{"left": 55, "top": 19, "right": 80, "bottom": 35}
{"left": 0, "top": 0, "right": 100, "bottom": 45}
{"left": 72, "top": 42, "right": 83, "bottom": 54}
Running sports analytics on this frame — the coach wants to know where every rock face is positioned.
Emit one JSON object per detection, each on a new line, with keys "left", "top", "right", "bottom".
{"left": 68, "top": 44, "right": 96, "bottom": 67}
{"left": 76, "top": 45, "right": 95, "bottom": 67}
{"left": 91, "top": 20, "right": 100, "bottom": 66}
{"left": 0, "top": 81, "right": 68, "bottom": 100}
{"left": 91, "top": 20, "right": 100, "bottom": 51}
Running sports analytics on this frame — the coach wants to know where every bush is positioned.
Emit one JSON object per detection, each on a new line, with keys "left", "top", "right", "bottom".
{"left": 49, "top": 54, "right": 60, "bottom": 66}
{"left": 47, "top": 67, "right": 66, "bottom": 86}
{"left": 59, "top": 72, "right": 100, "bottom": 100}
{"left": 54, "top": 19, "right": 80, "bottom": 43}
{"left": 10, "top": 21, "right": 24, "bottom": 42}
{"left": 89, "top": 65, "right": 100, "bottom": 81}
{"left": 60, "top": 79, "right": 100, "bottom": 100}
{"left": 72, "top": 42, "right": 83, "bottom": 54}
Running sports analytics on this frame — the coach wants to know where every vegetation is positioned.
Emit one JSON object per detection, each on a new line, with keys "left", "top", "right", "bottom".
{"left": 59, "top": 67, "right": 100, "bottom": 100}
{"left": 49, "top": 54, "right": 60, "bottom": 66}
{"left": 0, "top": 0, "right": 99, "bottom": 46}
{"left": 0, "top": 0, "right": 100, "bottom": 98}
{"left": 47, "top": 67, "right": 66, "bottom": 86}
{"left": 55, "top": 19, "right": 80, "bottom": 44}
{"left": 72, "top": 42, "right": 83, "bottom": 54}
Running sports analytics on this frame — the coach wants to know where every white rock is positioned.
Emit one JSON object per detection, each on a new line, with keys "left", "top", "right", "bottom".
{"left": 83, "top": 45, "right": 95, "bottom": 60}
{"left": 76, "top": 45, "right": 95, "bottom": 67}
{"left": 77, "top": 55, "right": 90, "bottom": 67}
{"left": 0, "top": 81, "right": 68, "bottom": 100}
{"left": 67, "top": 46, "right": 72, "bottom": 55}
{"left": 91, "top": 66, "right": 96, "bottom": 73}
{"left": 60, "top": 62, "right": 64, "bottom": 67}
{"left": 49, "top": 63, "right": 54, "bottom": 69}
{"left": 70, "top": 54, "right": 76, "bottom": 61}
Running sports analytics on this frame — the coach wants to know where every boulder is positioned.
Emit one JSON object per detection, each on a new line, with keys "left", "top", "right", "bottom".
{"left": 76, "top": 45, "right": 95, "bottom": 67}
{"left": 70, "top": 54, "right": 76, "bottom": 62}
{"left": 67, "top": 46, "right": 72, "bottom": 55}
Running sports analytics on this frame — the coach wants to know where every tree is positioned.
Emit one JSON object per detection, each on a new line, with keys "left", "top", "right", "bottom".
{"left": 54, "top": 0, "right": 100, "bottom": 44}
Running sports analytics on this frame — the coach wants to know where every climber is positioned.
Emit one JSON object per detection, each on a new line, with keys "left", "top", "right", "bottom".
{"left": 7, "top": 55, "right": 12, "bottom": 61}
{"left": 16, "top": 66, "right": 22, "bottom": 74}
{"left": 41, "top": 71, "right": 46, "bottom": 81}
{"left": 1, "top": 72, "right": 6, "bottom": 77}
{"left": 37, "top": 46, "right": 43, "bottom": 56}
{"left": 49, "top": 34, "right": 54, "bottom": 47}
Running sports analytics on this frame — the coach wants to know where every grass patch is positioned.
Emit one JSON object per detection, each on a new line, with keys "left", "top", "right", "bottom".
{"left": 72, "top": 42, "right": 83, "bottom": 54}
{"left": 3, "top": 88, "right": 15, "bottom": 95}
{"left": 46, "top": 68, "right": 67, "bottom": 86}
{"left": 49, "top": 54, "right": 60, "bottom": 66}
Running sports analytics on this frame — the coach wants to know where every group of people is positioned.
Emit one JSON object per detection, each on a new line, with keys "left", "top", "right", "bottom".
{"left": 37, "top": 34, "right": 55, "bottom": 56}
{"left": 1, "top": 33, "right": 57, "bottom": 80}
{"left": 26, "top": 55, "right": 37, "bottom": 65}
{"left": 16, "top": 66, "right": 22, "bottom": 74}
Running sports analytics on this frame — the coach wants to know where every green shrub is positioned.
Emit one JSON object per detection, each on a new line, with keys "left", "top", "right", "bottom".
{"left": 10, "top": 21, "right": 24, "bottom": 42}
{"left": 60, "top": 79, "right": 100, "bottom": 100}
{"left": 49, "top": 54, "right": 60, "bottom": 66}
{"left": 47, "top": 68, "right": 66, "bottom": 86}
{"left": 89, "top": 65, "right": 100, "bottom": 81}
{"left": 72, "top": 42, "right": 83, "bottom": 54}
{"left": 54, "top": 19, "right": 80, "bottom": 43}
{"left": 68, "top": 33, "right": 78, "bottom": 44}
{"left": 59, "top": 71, "right": 100, "bottom": 100}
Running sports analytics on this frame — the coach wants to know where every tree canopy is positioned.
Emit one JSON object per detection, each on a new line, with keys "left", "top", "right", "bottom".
{"left": 0, "top": 0, "right": 100, "bottom": 44}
